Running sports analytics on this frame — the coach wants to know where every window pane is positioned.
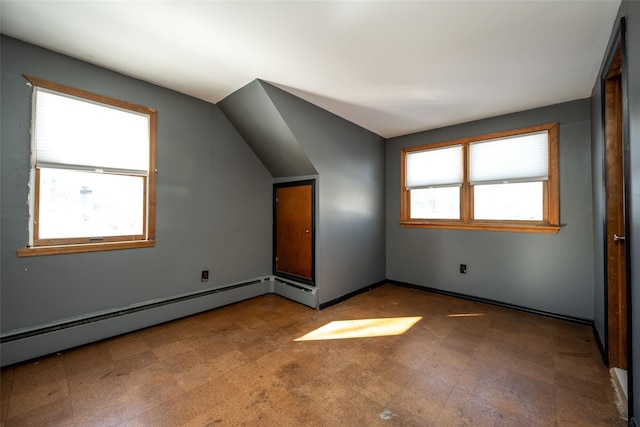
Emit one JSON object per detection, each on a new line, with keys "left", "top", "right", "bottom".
{"left": 38, "top": 168, "right": 144, "bottom": 239}
{"left": 474, "top": 182, "right": 543, "bottom": 220}
{"left": 410, "top": 187, "right": 460, "bottom": 219}
{"left": 470, "top": 131, "right": 548, "bottom": 183}
{"left": 406, "top": 145, "right": 462, "bottom": 188}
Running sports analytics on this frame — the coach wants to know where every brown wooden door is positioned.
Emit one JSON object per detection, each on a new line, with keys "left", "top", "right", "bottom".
{"left": 604, "top": 44, "right": 627, "bottom": 369}
{"left": 274, "top": 181, "right": 314, "bottom": 284}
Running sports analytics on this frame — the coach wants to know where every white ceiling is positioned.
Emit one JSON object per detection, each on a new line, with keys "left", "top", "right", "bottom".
{"left": 1, "top": 1, "right": 621, "bottom": 138}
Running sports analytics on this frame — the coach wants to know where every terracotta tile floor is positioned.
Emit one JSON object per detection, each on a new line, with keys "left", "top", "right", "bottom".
{"left": 0, "top": 284, "right": 625, "bottom": 426}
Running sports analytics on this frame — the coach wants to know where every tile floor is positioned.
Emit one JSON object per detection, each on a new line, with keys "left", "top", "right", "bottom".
{"left": 0, "top": 284, "right": 625, "bottom": 426}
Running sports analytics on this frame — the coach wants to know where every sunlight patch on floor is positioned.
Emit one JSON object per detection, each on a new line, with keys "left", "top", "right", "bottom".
{"left": 295, "top": 316, "right": 422, "bottom": 341}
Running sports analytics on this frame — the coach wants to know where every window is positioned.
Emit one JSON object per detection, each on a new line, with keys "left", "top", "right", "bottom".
{"left": 401, "top": 123, "right": 559, "bottom": 233}
{"left": 17, "top": 76, "right": 157, "bottom": 257}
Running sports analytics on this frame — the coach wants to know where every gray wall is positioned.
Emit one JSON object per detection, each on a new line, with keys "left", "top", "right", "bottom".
{"left": 386, "top": 100, "right": 595, "bottom": 320}
{"left": 1, "top": 37, "right": 273, "bottom": 353}
{"left": 591, "top": 0, "right": 640, "bottom": 421}
{"left": 259, "top": 82, "right": 387, "bottom": 304}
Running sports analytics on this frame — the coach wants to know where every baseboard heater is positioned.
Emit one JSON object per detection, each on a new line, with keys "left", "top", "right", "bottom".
{"left": 1, "top": 275, "right": 322, "bottom": 367}
{"left": 1, "top": 278, "right": 267, "bottom": 345}
{"left": 274, "top": 278, "right": 313, "bottom": 292}
{"left": 0, "top": 277, "right": 271, "bottom": 366}
{"left": 273, "top": 277, "right": 318, "bottom": 309}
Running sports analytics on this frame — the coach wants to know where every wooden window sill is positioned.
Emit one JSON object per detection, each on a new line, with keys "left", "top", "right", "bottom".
{"left": 400, "top": 221, "right": 560, "bottom": 234}
{"left": 17, "top": 240, "right": 155, "bottom": 257}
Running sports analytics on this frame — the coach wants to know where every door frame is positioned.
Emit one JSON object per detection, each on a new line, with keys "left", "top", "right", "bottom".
{"left": 600, "top": 16, "right": 632, "bottom": 414}
{"left": 272, "top": 179, "right": 316, "bottom": 285}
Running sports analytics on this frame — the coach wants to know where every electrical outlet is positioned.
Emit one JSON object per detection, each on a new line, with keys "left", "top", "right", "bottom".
{"left": 459, "top": 264, "right": 467, "bottom": 274}
{"left": 201, "top": 270, "right": 209, "bottom": 282}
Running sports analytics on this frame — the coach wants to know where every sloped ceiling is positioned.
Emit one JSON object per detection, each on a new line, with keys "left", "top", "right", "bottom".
{"left": 0, "top": 1, "right": 621, "bottom": 138}
{"left": 218, "top": 80, "right": 317, "bottom": 178}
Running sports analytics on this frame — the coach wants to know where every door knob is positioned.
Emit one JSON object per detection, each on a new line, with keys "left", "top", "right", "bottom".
{"left": 613, "top": 234, "right": 626, "bottom": 241}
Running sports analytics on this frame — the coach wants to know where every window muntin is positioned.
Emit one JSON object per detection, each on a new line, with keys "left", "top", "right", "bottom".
{"left": 18, "top": 75, "right": 157, "bottom": 256}
{"left": 401, "top": 123, "right": 559, "bottom": 233}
